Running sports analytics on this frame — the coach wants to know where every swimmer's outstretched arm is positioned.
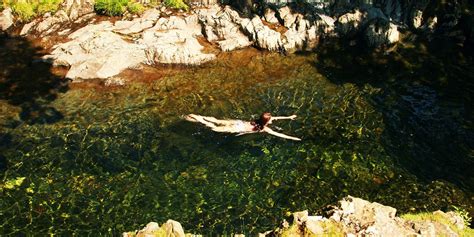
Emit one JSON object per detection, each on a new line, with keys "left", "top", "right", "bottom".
{"left": 263, "top": 127, "right": 301, "bottom": 141}
{"left": 271, "top": 115, "right": 297, "bottom": 121}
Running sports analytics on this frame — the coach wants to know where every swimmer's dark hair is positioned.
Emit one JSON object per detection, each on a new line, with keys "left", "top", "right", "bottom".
{"left": 251, "top": 112, "right": 271, "bottom": 131}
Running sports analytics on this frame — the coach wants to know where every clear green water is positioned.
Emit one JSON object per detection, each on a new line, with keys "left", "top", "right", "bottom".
{"left": 1, "top": 35, "right": 473, "bottom": 235}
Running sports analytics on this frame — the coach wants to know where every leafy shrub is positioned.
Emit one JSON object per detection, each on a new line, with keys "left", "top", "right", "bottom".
{"left": 126, "top": 1, "right": 144, "bottom": 15}
{"left": 36, "top": 0, "right": 62, "bottom": 15}
{"left": 4, "top": 0, "right": 63, "bottom": 21}
{"left": 94, "top": 0, "right": 145, "bottom": 16}
{"left": 94, "top": 0, "right": 129, "bottom": 16}
{"left": 10, "top": 0, "right": 36, "bottom": 21}
{"left": 164, "top": 0, "right": 188, "bottom": 11}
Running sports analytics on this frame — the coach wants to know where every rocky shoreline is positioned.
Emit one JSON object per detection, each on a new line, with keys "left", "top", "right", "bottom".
{"left": 124, "top": 196, "right": 472, "bottom": 237}
{"left": 1, "top": 1, "right": 472, "bottom": 81}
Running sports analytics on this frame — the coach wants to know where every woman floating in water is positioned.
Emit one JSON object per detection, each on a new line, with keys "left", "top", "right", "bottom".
{"left": 185, "top": 112, "right": 301, "bottom": 141}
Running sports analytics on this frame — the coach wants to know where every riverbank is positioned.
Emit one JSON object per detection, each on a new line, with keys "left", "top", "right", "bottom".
{"left": 1, "top": 1, "right": 472, "bottom": 81}
{"left": 124, "top": 196, "right": 473, "bottom": 236}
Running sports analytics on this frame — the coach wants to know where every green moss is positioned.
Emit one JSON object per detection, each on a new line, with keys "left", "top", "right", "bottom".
{"left": 401, "top": 212, "right": 474, "bottom": 236}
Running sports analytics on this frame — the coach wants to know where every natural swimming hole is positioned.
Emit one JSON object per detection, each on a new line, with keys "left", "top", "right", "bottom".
{"left": 1, "top": 39, "right": 473, "bottom": 235}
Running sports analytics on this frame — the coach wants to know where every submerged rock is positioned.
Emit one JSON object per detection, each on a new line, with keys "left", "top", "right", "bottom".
{"left": 0, "top": 8, "right": 13, "bottom": 31}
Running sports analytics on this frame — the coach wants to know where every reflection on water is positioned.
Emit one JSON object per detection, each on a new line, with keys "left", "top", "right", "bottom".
{"left": 0, "top": 37, "right": 473, "bottom": 235}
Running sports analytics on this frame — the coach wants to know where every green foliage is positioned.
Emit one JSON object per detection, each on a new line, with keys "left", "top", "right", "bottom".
{"left": 94, "top": 0, "right": 145, "bottom": 16}
{"left": 1, "top": 177, "right": 26, "bottom": 191}
{"left": 452, "top": 206, "right": 472, "bottom": 228}
{"left": 164, "top": 0, "right": 188, "bottom": 11}
{"left": 5, "top": 0, "right": 63, "bottom": 21}
{"left": 10, "top": 0, "right": 35, "bottom": 21}
{"left": 126, "top": 1, "right": 144, "bottom": 15}
{"left": 36, "top": 0, "right": 62, "bottom": 15}
{"left": 94, "top": 0, "right": 129, "bottom": 16}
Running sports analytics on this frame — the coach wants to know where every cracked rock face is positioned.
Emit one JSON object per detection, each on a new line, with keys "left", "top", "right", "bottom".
{"left": 45, "top": 22, "right": 146, "bottom": 79}
{"left": 113, "top": 9, "right": 160, "bottom": 35}
{"left": 197, "top": 6, "right": 252, "bottom": 51}
{"left": 44, "top": 13, "right": 216, "bottom": 80}
{"left": 140, "top": 15, "right": 216, "bottom": 65}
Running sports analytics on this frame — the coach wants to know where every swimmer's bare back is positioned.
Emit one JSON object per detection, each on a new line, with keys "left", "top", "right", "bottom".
{"left": 185, "top": 113, "right": 301, "bottom": 141}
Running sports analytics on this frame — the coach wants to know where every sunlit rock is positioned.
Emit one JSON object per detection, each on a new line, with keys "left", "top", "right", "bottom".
{"left": 162, "top": 220, "right": 185, "bottom": 237}
{"left": 336, "top": 10, "right": 366, "bottom": 37}
{"left": 0, "top": 8, "right": 13, "bottom": 31}
{"left": 197, "top": 6, "right": 251, "bottom": 51}
{"left": 141, "top": 29, "right": 215, "bottom": 65}
{"left": 35, "top": 10, "right": 70, "bottom": 35}
{"left": 278, "top": 6, "right": 299, "bottom": 28}
{"left": 141, "top": 15, "right": 215, "bottom": 65}
{"left": 331, "top": 196, "right": 417, "bottom": 236}
{"left": 263, "top": 8, "right": 279, "bottom": 24}
{"left": 412, "top": 10, "right": 423, "bottom": 29}
{"left": 21, "top": 0, "right": 95, "bottom": 36}
{"left": 241, "top": 16, "right": 282, "bottom": 51}
{"left": 113, "top": 9, "right": 160, "bottom": 35}
{"left": 62, "top": 0, "right": 95, "bottom": 21}
{"left": 44, "top": 22, "right": 146, "bottom": 79}
{"left": 20, "top": 19, "right": 41, "bottom": 35}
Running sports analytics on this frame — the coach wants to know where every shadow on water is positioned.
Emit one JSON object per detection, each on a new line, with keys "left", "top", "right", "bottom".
{"left": 0, "top": 33, "right": 69, "bottom": 125}
{"left": 314, "top": 34, "right": 474, "bottom": 193}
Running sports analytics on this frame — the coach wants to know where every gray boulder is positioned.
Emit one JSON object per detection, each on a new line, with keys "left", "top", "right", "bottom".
{"left": 113, "top": 9, "right": 160, "bottom": 35}
{"left": 44, "top": 22, "right": 146, "bottom": 79}
{"left": 141, "top": 15, "right": 216, "bottom": 65}
{"left": 62, "top": 0, "right": 95, "bottom": 21}
{"left": 241, "top": 16, "right": 283, "bottom": 51}
{"left": 336, "top": 10, "right": 367, "bottom": 37}
{"left": 364, "top": 20, "right": 400, "bottom": 47}
{"left": 34, "top": 10, "right": 70, "bottom": 35}
{"left": 263, "top": 8, "right": 279, "bottom": 24}
{"left": 330, "top": 196, "right": 417, "bottom": 236}
{"left": 197, "top": 6, "right": 251, "bottom": 51}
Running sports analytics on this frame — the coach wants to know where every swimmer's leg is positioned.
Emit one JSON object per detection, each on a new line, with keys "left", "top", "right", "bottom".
{"left": 201, "top": 116, "right": 236, "bottom": 126}
{"left": 211, "top": 126, "right": 238, "bottom": 133}
{"left": 184, "top": 114, "right": 199, "bottom": 122}
{"left": 185, "top": 114, "right": 217, "bottom": 128}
